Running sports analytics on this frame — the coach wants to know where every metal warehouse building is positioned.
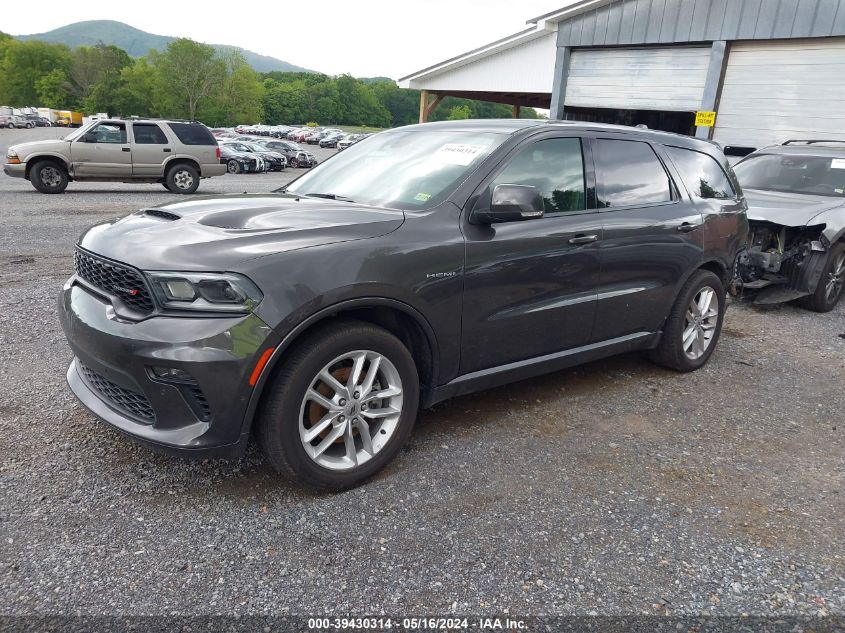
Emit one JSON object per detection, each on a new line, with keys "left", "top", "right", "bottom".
{"left": 399, "top": 0, "right": 845, "bottom": 149}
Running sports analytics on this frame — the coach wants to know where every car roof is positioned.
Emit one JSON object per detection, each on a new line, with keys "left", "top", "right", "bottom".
{"left": 394, "top": 119, "right": 718, "bottom": 151}
{"left": 749, "top": 142, "right": 845, "bottom": 158}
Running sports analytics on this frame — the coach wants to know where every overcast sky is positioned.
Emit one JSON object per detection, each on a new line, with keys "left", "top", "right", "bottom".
{"left": 4, "top": 0, "right": 576, "bottom": 78}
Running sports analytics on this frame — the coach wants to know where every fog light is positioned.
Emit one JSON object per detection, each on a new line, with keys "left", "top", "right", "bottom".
{"left": 151, "top": 366, "right": 193, "bottom": 382}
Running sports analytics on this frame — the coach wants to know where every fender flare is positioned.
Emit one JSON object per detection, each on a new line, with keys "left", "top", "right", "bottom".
{"left": 24, "top": 153, "right": 70, "bottom": 178}
{"left": 237, "top": 297, "right": 440, "bottom": 441}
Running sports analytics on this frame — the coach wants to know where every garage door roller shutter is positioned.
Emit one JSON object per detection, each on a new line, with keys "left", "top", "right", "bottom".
{"left": 713, "top": 39, "right": 845, "bottom": 149}
{"left": 565, "top": 46, "right": 711, "bottom": 111}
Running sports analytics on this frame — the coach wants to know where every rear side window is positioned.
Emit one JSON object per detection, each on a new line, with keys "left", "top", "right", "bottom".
{"left": 595, "top": 139, "right": 672, "bottom": 208}
{"left": 167, "top": 123, "right": 217, "bottom": 146}
{"left": 492, "top": 137, "right": 586, "bottom": 213}
{"left": 668, "top": 146, "right": 735, "bottom": 199}
{"left": 133, "top": 123, "right": 168, "bottom": 145}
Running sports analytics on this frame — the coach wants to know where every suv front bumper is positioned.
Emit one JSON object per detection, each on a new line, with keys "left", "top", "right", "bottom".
{"left": 59, "top": 280, "right": 281, "bottom": 457}
{"left": 3, "top": 163, "right": 26, "bottom": 178}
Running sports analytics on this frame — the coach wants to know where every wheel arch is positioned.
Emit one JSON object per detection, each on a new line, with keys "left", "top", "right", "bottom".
{"left": 165, "top": 156, "right": 201, "bottom": 176}
{"left": 241, "top": 298, "right": 440, "bottom": 440}
{"left": 24, "top": 154, "right": 70, "bottom": 179}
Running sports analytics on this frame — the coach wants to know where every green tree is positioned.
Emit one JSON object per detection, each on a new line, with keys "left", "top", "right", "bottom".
{"left": 112, "top": 57, "right": 158, "bottom": 117}
{"left": 0, "top": 39, "right": 73, "bottom": 106}
{"left": 35, "top": 68, "right": 73, "bottom": 108}
{"left": 153, "top": 39, "right": 225, "bottom": 120}
{"left": 199, "top": 50, "right": 263, "bottom": 126}
{"left": 447, "top": 104, "right": 472, "bottom": 120}
{"left": 69, "top": 44, "right": 132, "bottom": 102}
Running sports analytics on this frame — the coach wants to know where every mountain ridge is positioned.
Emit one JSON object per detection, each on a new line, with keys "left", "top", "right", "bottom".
{"left": 16, "top": 20, "right": 315, "bottom": 74}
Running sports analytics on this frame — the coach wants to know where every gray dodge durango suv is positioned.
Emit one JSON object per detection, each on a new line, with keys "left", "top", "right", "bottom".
{"left": 4, "top": 119, "right": 225, "bottom": 194}
{"left": 58, "top": 120, "right": 749, "bottom": 490}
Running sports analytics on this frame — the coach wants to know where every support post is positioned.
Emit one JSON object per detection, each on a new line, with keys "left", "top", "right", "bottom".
{"left": 696, "top": 41, "right": 728, "bottom": 139}
{"left": 419, "top": 90, "right": 429, "bottom": 123}
{"left": 512, "top": 104, "right": 521, "bottom": 118}
{"left": 419, "top": 90, "right": 445, "bottom": 123}
{"left": 549, "top": 46, "right": 571, "bottom": 121}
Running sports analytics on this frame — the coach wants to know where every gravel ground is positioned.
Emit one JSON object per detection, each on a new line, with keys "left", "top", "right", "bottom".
{"left": 0, "top": 127, "right": 843, "bottom": 618}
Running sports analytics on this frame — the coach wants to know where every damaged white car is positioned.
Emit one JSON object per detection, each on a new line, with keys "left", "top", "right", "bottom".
{"left": 733, "top": 141, "right": 845, "bottom": 312}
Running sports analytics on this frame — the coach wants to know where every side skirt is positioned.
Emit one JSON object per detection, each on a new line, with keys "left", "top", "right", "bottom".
{"left": 425, "top": 331, "right": 661, "bottom": 407}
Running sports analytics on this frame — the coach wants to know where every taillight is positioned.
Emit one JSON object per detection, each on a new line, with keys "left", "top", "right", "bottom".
{"left": 216, "top": 146, "right": 221, "bottom": 159}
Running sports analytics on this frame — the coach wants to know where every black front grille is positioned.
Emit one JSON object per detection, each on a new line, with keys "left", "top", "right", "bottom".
{"left": 80, "top": 364, "right": 156, "bottom": 423}
{"left": 74, "top": 248, "right": 155, "bottom": 315}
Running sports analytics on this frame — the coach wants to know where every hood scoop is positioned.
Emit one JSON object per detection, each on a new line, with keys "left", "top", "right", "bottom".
{"left": 144, "top": 209, "right": 181, "bottom": 221}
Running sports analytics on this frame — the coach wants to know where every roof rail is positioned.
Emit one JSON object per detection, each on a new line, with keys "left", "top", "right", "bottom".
{"left": 782, "top": 139, "right": 845, "bottom": 145}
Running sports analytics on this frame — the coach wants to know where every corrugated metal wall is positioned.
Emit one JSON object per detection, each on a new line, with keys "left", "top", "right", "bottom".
{"left": 556, "top": 0, "right": 845, "bottom": 46}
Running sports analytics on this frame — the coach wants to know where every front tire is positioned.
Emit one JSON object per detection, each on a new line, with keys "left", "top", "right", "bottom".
{"left": 799, "top": 242, "right": 845, "bottom": 312}
{"left": 30, "top": 161, "right": 69, "bottom": 194}
{"left": 288, "top": 158, "right": 298, "bottom": 168}
{"left": 649, "top": 270, "right": 725, "bottom": 372}
{"left": 257, "top": 321, "right": 420, "bottom": 491}
{"left": 165, "top": 163, "right": 200, "bottom": 194}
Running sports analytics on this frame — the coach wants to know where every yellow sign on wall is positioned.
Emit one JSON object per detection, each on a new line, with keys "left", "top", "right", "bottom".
{"left": 695, "top": 111, "right": 717, "bottom": 127}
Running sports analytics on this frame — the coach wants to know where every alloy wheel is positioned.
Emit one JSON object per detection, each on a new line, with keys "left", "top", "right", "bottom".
{"left": 826, "top": 252, "right": 845, "bottom": 303}
{"left": 682, "top": 286, "right": 719, "bottom": 360}
{"left": 298, "top": 350, "right": 403, "bottom": 471}
{"left": 174, "top": 170, "right": 194, "bottom": 190}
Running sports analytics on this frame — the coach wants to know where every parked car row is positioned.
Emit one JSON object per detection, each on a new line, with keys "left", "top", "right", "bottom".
{"left": 228, "top": 124, "right": 374, "bottom": 151}
{"left": 212, "top": 129, "right": 319, "bottom": 169}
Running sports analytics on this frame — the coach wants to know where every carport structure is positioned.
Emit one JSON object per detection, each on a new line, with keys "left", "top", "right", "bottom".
{"left": 399, "top": 0, "right": 845, "bottom": 150}
{"left": 399, "top": 24, "right": 559, "bottom": 122}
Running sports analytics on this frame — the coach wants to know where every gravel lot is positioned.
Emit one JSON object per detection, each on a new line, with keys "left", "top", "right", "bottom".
{"left": 0, "top": 127, "right": 843, "bottom": 618}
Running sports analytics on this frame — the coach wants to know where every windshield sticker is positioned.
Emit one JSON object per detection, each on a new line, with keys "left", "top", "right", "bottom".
{"left": 831, "top": 158, "right": 845, "bottom": 170}
{"left": 413, "top": 192, "right": 432, "bottom": 202}
{"left": 432, "top": 143, "right": 489, "bottom": 166}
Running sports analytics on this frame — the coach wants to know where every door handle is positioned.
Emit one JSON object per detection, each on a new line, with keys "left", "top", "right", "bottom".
{"left": 569, "top": 234, "right": 599, "bottom": 245}
{"left": 122, "top": 147, "right": 131, "bottom": 152}
{"left": 677, "top": 222, "right": 699, "bottom": 233}
{"left": 163, "top": 148, "right": 171, "bottom": 152}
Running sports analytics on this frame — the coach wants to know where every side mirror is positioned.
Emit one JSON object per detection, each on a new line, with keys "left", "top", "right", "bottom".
{"left": 81, "top": 132, "right": 98, "bottom": 143}
{"left": 472, "top": 184, "right": 545, "bottom": 225}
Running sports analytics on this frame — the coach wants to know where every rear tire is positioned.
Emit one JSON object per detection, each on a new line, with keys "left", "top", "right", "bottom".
{"left": 649, "top": 270, "right": 725, "bottom": 372}
{"left": 226, "top": 159, "right": 242, "bottom": 174}
{"left": 30, "top": 161, "right": 69, "bottom": 194}
{"left": 799, "top": 242, "right": 845, "bottom": 312}
{"left": 165, "top": 163, "right": 200, "bottom": 194}
{"left": 257, "top": 320, "right": 420, "bottom": 491}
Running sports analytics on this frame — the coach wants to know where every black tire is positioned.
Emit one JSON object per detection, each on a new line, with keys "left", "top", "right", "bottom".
{"left": 226, "top": 159, "right": 242, "bottom": 174}
{"left": 6, "top": 123, "right": 13, "bottom": 129}
{"left": 798, "top": 242, "right": 845, "bottom": 312}
{"left": 165, "top": 163, "right": 200, "bottom": 194}
{"left": 257, "top": 320, "right": 420, "bottom": 491}
{"left": 30, "top": 161, "right": 69, "bottom": 194}
{"left": 649, "top": 269, "right": 726, "bottom": 372}
{"left": 288, "top": 158, "right": 298, "bottom": 168}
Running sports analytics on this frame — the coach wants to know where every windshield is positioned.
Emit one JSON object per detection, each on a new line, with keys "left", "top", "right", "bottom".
{"left": 63, "top": 121, "right": 96, "bottom": 141}
{"left": 734, "top": 153, "right": 845, "bottom": 197}
{"left": 285, "top": 129, "right": 506, "bottom": 209}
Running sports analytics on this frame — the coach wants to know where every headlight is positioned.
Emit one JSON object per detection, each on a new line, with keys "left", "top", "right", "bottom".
{"left": 6, "top": 149, "right": 18, "bottom": 158}
{"left": 146, "top": 271, "right": 263, "bottom": 313}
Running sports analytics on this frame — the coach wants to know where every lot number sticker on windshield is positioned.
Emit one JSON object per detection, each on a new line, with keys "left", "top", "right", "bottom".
{"left": 432, "top": 143, "right": 488, "bottom": 166}
{"left": 831, "top": 158, "right": 845, "bottom": 170}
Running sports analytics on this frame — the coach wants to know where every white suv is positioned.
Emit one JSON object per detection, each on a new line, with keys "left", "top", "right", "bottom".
{"left": 3, "top": 119, "right": 226, "bottom": 194}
